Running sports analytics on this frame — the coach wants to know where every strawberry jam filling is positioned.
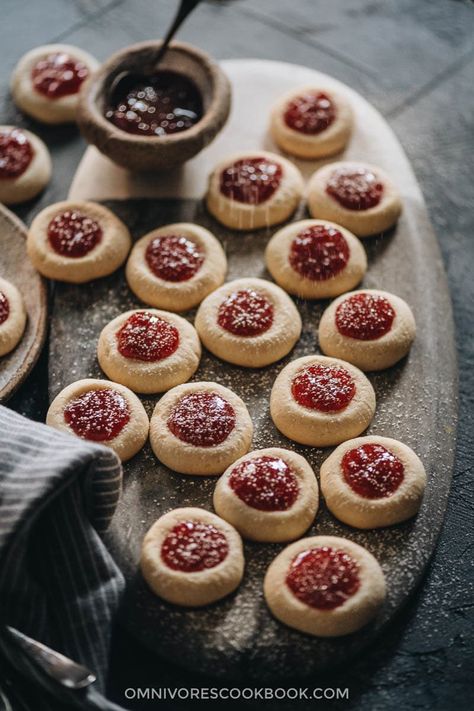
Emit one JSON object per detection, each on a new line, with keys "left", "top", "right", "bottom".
{"left": 47, "top": 210, "right": 102, "bottom": 258}
{"left": 167, "top": 392, "right": 236, "bottom": 447}
{"left": 105, "top": 71, "right": 202, "bottom": 136}
{"left": 342, "top": 443, "right": 404, "bottom": 499}
{"left": 336, "top": 292, "right": 395, "bottom": 340}
{"left": 64, "top": 388, "right": 130, "bottom": 441}
{"left": 291, "top": 363, "right": 355, "bottom": 412}
{"left": 286, "top": 546, "right": 360, "bottom": 610}
{"left": 220, "top": 157, "right": 282, "bottom": 204}
{"left": 0, "top": 128, "right": 34, "bottom": 179}
{"left": 161, "top": 520, "right": 228, "bottom": 572}
{"left": 0, "top": 292, "right": 10, "bottom": 325}
{"left": 284, "top": 91, "right": 335, "bottom": 134}
{"left": 145, "top": 234, "right": 204, "bottom": 282}
{"left": 217, "top": 288, "right": 274, "bottom": 337}
{"left": 31, "top": 52, "right": 89, "bottom": 98}
{"left": 116, "top": 311, "right": 179, "bottom": 362}
{"left": 229, "top": 455, "right": 299, "bottom": 511}
{"left": 326, "top": 167, "right": 383, "bottom": 210}
{"left": 289, "top": 224, "right": 349, "bottom": 281}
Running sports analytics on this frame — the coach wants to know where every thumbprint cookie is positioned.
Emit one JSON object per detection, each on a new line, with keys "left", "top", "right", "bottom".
{"left": 213, "top": 447, "right": 318, "bottom": 542}
{"left": 46, "top": 378, "right": 148, "bottom": 461}
{"left": 11, "top": 44, "right": 99, "bottom": 124}
{"left": 319, "top": 289, "right": 416, "bottom": 371}
{"left": 307, "top": 161, "right": 402, "bottom": 237}
{"left": 97, "top": 309, "right": 201, "bottom": 394}
{"left": 269, "top": 86, "right": 353, "bottom": 159}
{"left": 126, "top": 223, "right": 227, "bottom": 312}
{"left": 206, "top": 151, "right": 304, "bottom": 230}
{"left": 150, "top": 381, "right": 253, "bottom": 476}
{"left": 266, "top": 219, "right": 367, "bottom": 299}
{"left": 195, "top": 277, "right": 301, "bottom": 368}
{"left": 0, "top": 276, "right": 27, "bottom": 357}
{"left": 264, "top": 535, "right": 386, "bottom": 636}
{"left": 141, "top": 507, "right": 244, "bottom": 607}
{"left": 0, "top": 126, "right": 51, "bottom": 205}
{"left": 27, "top": 201, "right": 131, "bottom": 283}
{"left": 270, "top": 355, "right": 376, "bottom": 447}
{"left": 320, "top": 436, "right": 426, "bottom": 529}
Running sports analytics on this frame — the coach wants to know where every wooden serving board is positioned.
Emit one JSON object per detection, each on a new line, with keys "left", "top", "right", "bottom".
{"left": 0, "top": 205, "right": 48, "bottom": 402}
{"left": 51, "top": 60, "right": 457, "bottom": 680}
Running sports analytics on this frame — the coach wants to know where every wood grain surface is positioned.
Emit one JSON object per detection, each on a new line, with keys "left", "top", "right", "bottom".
{"left": 0, "top": 205, "right": 48, "bottom": 402}
{"left": 50, "top": 58, "right": 457, "bottom": 680}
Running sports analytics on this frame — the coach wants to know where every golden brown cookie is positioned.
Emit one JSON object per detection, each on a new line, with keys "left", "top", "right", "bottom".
{"left": 206, "top": 150, "right": 304, "bottom": 230}
{"left": 264, "top": 535, "right": 386, "bottom": 636}
{"left": 195, "top": 277, "right": 301, "bottom": 367}
{"left": 141, "top": 507, "right": 245, "bottom": 607}
{"left": 213, "top": 447, "right": 318, "bottom": 542}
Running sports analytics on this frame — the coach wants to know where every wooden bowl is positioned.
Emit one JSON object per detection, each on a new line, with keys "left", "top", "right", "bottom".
{"left": 77, "top": 40, "right": 231, "bottom": 172}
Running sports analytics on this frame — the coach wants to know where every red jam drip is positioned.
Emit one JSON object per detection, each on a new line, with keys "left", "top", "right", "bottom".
{"left": 0, "top": 128, "right": 34, "bottom": 179}
{"left": 145, "top": 234, "right": 204, "bottom": 282}
{"left": 342, "top": 443, "right": 405, "bottom": 499}
{"left": 63, "top": 389, "right": 130, "bottom": 441}
{"left": 229, "top": 455, "right": 299, "bottom": 511}
{"left": 105, "top": 71, "right": 203, "bottom": 136}
{"left": 161, "top": 520, "right": 228, "bottom": 572}
{"left": 286, "top": 546, "right": 360, "bottom": 610}
{"left": 31, "top": 52, "right": 89, "bottom": 98}
{"left": 326, "top": 167, "right": 384, "bottom": 210}
{"left": 336, "top": 293, "right": 395, "bottom": 340}
{"left": 116, "top": 311, "right": 179, "bottom": 362}
{"left": 289, "top": 225, "right": 350, "bottom": 281}
{"left": 284, "top": 91, "right": 335, "bottom": 135}
{"left": 167, "top": 392, "right": 236, "bottom": 447}
{"left": 291, "top": 363, "right": 355, "bottom": 412}
{"left": 47, "top": 210, "right": 103, "bottom": 258}
{"left": 217, "top": 289, "right": 274, "bottom": 337}
{"left": 0, "top": 291, "right": 10, "bottom": 325}
{"left": 220, "top": 157, "right": 283, "bottom": 205}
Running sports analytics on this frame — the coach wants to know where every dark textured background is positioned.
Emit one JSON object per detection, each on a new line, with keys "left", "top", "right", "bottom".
{"left": 1, "top": 1, "right": 473, "bottom": 709}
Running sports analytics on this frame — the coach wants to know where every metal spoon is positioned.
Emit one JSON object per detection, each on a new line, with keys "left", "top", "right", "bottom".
{"left": 109, "top": 0, "right": 202, "bottom": 102}
{"left": 6, "top": 626, "right": 96, "bottom": 690}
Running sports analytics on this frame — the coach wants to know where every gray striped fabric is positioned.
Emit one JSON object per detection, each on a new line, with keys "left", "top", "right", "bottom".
{"left": 0, "top": 404, "right": 124, "bottom": 696}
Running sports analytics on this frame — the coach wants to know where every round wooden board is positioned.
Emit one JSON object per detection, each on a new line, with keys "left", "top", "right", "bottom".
{"left": 53, "top": 60, "right": 457, "bottom": 680}
{"left": 0, "top": 204, "right": 48, "bottom": 402}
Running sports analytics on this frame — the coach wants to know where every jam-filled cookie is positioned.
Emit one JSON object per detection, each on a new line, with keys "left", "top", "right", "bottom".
{"left": 307, "top": 161, "right": 402, "bottom": 237}
{"left": 27, "top": 201, "right": 131, "bottom": 283}
{"left": 270, "top": 355, "right": 376, "bottom": 447}
{"left": 206, "top": 151, "right": 304, "bottom": 231}
{"left": 195, "top": 278, "right": 301, "bottom": 368}
{"left": 11, "top": 44, "right": 99, "bottom": 124}
{"left": 0, "top": 276, "right": 27, "bottom": 357}
{"left": 264, "top": 535, "right": 386, "bottom": 637}
{"left": 320, "top": 436, "right": 426, "bottom": 529}
{"left": 269, "top": 86, "right": 353, "bottom": 159}
{"left": 141, "top": 507, "right": 244, "bottom": 607}
{"left": 0, "top": 126, "right": 51, "bottom": 205}
{"left": 213, "top": 448, "right": 318, "bottom": 542}
{"left": 265, "top": 219, "right": 367, "bottom": 299}
{"left": 46, "top": 378, "right": 148, "bottom": 461}
{"left": 126, "top": 223, "right": 227, "bottom": 312}
{"left": 97, "top": 309, "right": 201, "bottom": 394}
{"left": 150, "top": 381, "right": 253, "bottom": 476}
{"left": 319, "top": 289, "right": 416, "bottom": 371}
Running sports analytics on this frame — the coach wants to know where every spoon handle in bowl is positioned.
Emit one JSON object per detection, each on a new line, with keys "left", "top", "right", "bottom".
{"left": 154, "top": 0, "right": 203, "bottom": 67}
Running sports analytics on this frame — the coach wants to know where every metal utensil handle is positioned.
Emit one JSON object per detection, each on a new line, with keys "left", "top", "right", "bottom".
{"left": 154, "top": 0, "right": 202, "bottom": 66}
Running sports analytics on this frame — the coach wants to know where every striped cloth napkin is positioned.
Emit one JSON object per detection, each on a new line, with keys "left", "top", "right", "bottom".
{"left": 0, "top": 404, "right": 124, "bottom": 703}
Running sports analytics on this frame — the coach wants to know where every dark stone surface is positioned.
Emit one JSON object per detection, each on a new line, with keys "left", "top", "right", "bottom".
{"left": 1, "top": 0, "right": 473, "bottom": 709}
